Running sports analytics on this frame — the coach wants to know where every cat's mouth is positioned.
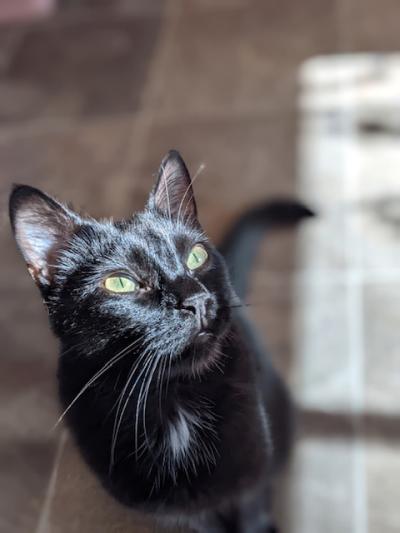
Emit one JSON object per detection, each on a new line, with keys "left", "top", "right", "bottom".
{"left": 169, "top": 327, "right": 224, "bottom": 377}
{"left": 173, "top": 346, "right": 221, "bottom": 377}
{"left": 167, "top": 305, "right": 230, "bottom": 376}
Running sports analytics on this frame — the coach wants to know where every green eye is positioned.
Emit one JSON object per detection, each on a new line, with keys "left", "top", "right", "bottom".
{"left": 186, "top": 244, "right": 208, "bottom": 270}
{"left": 104, "top": 276, "right": 137, "bottom": 294}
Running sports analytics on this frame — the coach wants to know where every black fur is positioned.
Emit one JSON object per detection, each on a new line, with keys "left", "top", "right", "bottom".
{"left": 220, "top": 200, "right": 314, "bottom": 300}
{"left": 9, "top": 150, "right": 313, "bottom": 532}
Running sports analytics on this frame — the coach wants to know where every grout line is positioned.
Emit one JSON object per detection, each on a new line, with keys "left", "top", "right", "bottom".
{"left": 346, "top": 269, "right": 369, "bottom": 533}
{"left": 294, "top": 54, "right": 371, "bottom": 533}
{"left": 341, "top": 76, "right": 368, "bottom": 533}
{"left": 0, "top": 102, "right": 292, "bottom": 141}
{"left": 0, "top": 0, "right": 182, "bottom": 160}
{"left": 114, "top": 0, "right": 183, "bottom": 179}
{"left": 35, "top": 430, "right": 68, "bottom": 533}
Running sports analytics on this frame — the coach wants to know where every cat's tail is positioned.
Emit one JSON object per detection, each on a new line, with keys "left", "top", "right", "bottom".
{"left": 219, "top": 200, "right": 315, "bottom": 299}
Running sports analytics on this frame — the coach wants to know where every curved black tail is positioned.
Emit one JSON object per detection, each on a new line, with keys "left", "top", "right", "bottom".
{"left": 219, "top": 200, "right": 315, "bottom": 300}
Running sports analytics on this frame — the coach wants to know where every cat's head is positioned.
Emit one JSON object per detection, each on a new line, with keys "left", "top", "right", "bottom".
{"left": 9, "top": 151, "right": 233, "bottom": 375}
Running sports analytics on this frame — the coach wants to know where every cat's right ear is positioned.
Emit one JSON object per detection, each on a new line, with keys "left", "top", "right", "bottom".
{"left": 147, "top": 150, "right": 198, "bottom": 224}
{"left": 9, "top": 185, "right": 80, "bottom": 288}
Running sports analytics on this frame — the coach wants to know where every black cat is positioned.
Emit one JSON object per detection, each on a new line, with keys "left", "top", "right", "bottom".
{"left": 9, "top": 150, "right": 313, "bottom": 532}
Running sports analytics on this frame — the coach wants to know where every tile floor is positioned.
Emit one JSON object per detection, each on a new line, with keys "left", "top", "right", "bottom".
{"left": 0, "top": 1, "right": 398, "bottom": 532}
{"left": 292, "top": 55, "right": 400, "bottom": 533}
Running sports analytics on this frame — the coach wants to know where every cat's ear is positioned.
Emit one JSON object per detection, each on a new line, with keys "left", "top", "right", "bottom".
{"left": 148, "top": 150, "right": 198, "bottom": 223}
{"left": 9, "top": 185, "right": 80, "bottom": 287}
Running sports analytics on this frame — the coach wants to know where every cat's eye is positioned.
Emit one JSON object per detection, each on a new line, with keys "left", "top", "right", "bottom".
{"left": 104, "top": 275, "right": 137, "bottom": 294}
{"left": 186, "top": 244, "right": 208, "bottom": 270}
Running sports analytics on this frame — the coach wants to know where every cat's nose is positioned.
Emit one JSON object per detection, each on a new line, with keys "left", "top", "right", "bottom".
{"left": 181, "top": 293, "right": 214, "bottom": 330}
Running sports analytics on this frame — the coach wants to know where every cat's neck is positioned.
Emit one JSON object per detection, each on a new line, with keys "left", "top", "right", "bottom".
{"left": 59, "top": 326, "right": 265, "bottom": 501}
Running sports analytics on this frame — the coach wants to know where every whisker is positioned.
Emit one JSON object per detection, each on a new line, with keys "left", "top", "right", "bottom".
{"left": 224, "top": 303, "right": 252, "bottom": 309}
{"left": 59, "top": 338, "right": 91, "bottom": 358}
{"left": 164, "top": 351, "right": 173, "bottom": 403}
{"left": 134, "top": 353, "right": 155, "bottom": 456}
{"left": 110, "top": 348, "right": 149, "bottom": 454}
{"left": 110, "top": 348, "right": 154, "bottom": 471}
{"left": 156, "top": 354, "right": 168, "bottom": 418}
{"left": 161, "top": 161, "right": 172, "bottom": 221}
{"left": 137, "top": 353, "right": 162, "bottom": 457}
{"left": 182, "top": 190, "right": 195, "bottom": 225}
{"left": 105, "top": 337, "right": 148, "bottom": 420}
{"left": 177, "top": 162, "right": 205, "bottom": 223}
{"left": 51, "top": 336, "right": 144, "bottom": 430}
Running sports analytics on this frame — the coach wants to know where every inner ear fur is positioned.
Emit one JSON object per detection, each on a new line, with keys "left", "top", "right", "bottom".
{"left": 9, "top": 185, "right": 80, "bottom": 287}
{"left": 149, "top": 150, "right": 198, "bottom": 223}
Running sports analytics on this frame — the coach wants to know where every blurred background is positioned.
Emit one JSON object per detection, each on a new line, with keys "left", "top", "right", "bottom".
{"left": 0, "top": 0, "right": 399, "bottom": 532}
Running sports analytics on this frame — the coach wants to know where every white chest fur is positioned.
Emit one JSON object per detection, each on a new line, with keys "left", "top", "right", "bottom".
{"left": 167, "top": 408, "right": 193, "bottom": 461}
{"left": 162, "top": 404, "right": 218, "bottom": 481}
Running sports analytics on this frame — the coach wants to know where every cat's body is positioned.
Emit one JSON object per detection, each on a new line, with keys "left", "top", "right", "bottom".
{"left": 9, "top": 151, "right": 312, "bottom": 532}
{"left": 60, "top": 317, "right": 270, "bottom": 514}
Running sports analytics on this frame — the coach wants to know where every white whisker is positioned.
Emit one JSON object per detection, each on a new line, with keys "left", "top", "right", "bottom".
{"left": 177, "top": 162, "right": 205, "bottom": 223}
{"left": 51, "top": 335, "right": 144, "bottom": 430}
{"left": 161, "top": 162, "right": 172, "bottom": 221}
{"left": 110, "top": 347, "right": 154, "bottom": 471}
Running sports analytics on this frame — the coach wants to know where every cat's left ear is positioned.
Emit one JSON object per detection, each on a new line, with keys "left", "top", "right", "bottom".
{"left": 9, "top": 185, "right": 81, "bottom": 288}
{"left": 148, "top": 150, "right": 198, "bottom": 223}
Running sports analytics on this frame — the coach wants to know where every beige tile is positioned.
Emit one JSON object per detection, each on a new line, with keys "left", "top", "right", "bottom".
{"left": 0, "top": 357, "right": 58, "bottom": 438}
{"left": 248, "top": 271, "right": 296, "bottom": 380}
{"left": 149, "top": 1, "right": 337, "bottom": 117}
{"left": 0, "top": 439, "right": 56, "bottom": 533}
{"left": 0, "top": 357, "right": 59, "bottom": 533}
{"left": 286, "top": 436, "right": 356, "bottom": 533}
{"left": 296, "top": 94, "right": 354, "bottom": 273}
{"left": 349, "top": 207, "right": 400, "bottom": 274}
{"left": 296, "top": 212, "right": 349, "bottom": 272}
{"left": 297, "top": 118, "right": 349, "bottom": 207}
{"left": 293, "top": 280, "right": 354, "bottom": 411}
{"left": 341, "top": 0, "right": 400, "bottom": 52}
{"left": 348, "top": 136, "right": 400, "bottom": 273}
{"left": 0, "top": 285, "right": 54, "bottom": 361}
{"left": 0, "top": 117, "right": 137, "bottom": 220}
{"left": 249, "top": 232, "right": 308, "bottom": 378}
{"left": 253, "top": 230, "right": 308, "bottom": 275}
{"left": 42, "top": 436, "right": 154, "bottom": 533}
{"left": 1, "top": 16, "right": 161, "bottom": 121}
{"left": 363, "top": 283, "right": 400, "bottom": 414}
{"left": 367, "top": 441, "right": 400, "bottom": 533}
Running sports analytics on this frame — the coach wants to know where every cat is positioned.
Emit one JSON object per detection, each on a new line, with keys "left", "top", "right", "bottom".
{"left": 9, "top": 150, "right": 313, "bottom": 532}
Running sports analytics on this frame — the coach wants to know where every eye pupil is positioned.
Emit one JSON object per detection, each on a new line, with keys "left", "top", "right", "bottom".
{"left": 104, "top": 275, "right": 137, "bottom": 293}
{"left": 186, "top": 244, "right": 208, "bottom": 270}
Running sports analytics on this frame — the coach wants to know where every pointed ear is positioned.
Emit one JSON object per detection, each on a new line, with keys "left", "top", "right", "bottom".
{"left": 9, "top": 185, "right": 80, "bottom": 287}
{"left": 148, "top": 150, "right": 198, "bottom": 223}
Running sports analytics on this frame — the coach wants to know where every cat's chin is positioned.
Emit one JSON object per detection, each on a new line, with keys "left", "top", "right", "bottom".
{"left": 171, "top": 334, "right": 224, "bottom": 378}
